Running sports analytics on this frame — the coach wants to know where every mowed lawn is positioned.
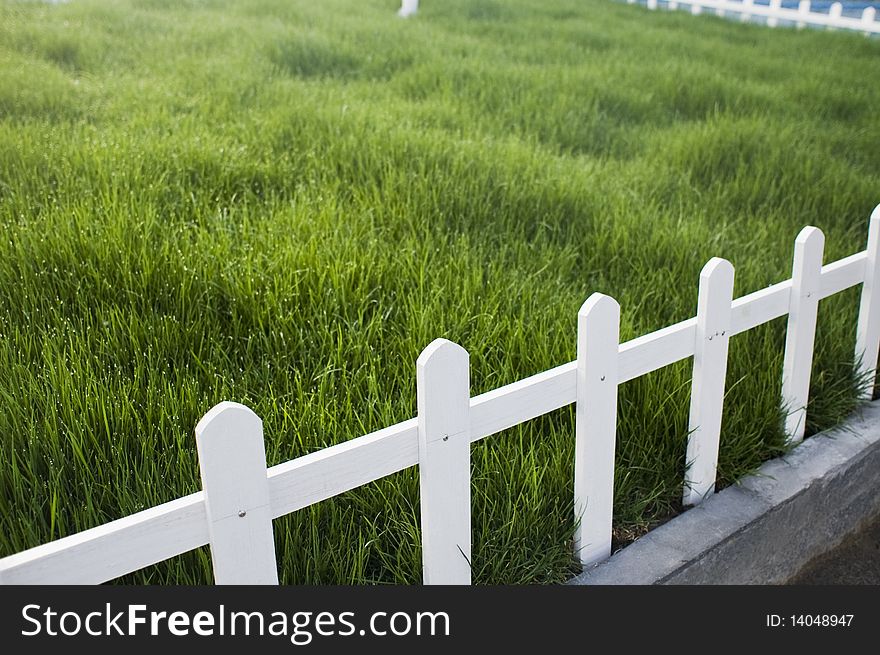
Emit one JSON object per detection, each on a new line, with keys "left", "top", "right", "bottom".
{"left": 1, "top": 0, "right": 879, "bottom": 584}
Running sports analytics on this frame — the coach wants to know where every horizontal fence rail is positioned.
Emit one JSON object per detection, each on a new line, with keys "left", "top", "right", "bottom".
{"left": 2, "top": 206, "right": 879, "bottom": 585}
{"left": 638, "top": 0, "right": 880, "bottom": 35}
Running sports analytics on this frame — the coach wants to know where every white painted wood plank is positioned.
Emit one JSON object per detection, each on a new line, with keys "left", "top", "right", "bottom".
{"left": 782, "top": 227, "right": 825, "bottom": 444}
{"left": 0, "top": 423, "right": 423, "bottom": 584}
{"left": 468, "top": 318, "right": 700, "bottom": 442}
{"left": 196, "top": 402, "right": 278, "bottom": 584}
{"left": 684, "top": 258, "right": 735, "bottom": 506}
{"left": 819, "top": 251, "right": 867, "bottom": 299}
{"left": 268, "top": 419, "right": 419, "bottom": 517}
{"left": 417, "top": 339, "right": 471, "bottom": 585}
{"left": 856, "top": 206, "right": 880, "bottom": 400}
{"left": 729, "top": 280, "right": 791, "bottom": 336}
{"left": 470, "top": 362, "right": 577, "bottom": 441}
{"left": 574, "top": 294, "right": 620, "bottom": 569}
{"left": 0, "top": 493, "right": 207, "bottom": 585}
{"left": 618, "top": 318, "right": 696, "bottom": 383}
{"left": 726, "top": 252, "right": 864, "bottom": 337}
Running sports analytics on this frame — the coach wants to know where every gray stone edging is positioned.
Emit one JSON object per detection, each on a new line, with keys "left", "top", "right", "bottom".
{"left": 569, "top": 399, "right": 880, "bottom": 585}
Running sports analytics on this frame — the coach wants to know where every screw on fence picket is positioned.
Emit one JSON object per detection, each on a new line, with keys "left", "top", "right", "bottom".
{"left": 684, "top": 258, "right": 735, "bottom": 507}
{"left": 855, "top": 205, "right": 880, "bottom": 400}
{"left": 574, "top": 294, "right": 620, "bottom": 569}
{"left": 417, "top": 339, "right": 471, "bottom": 585}
{"left": 781, "top": 227, "right": 824, "bottom": 444}
{"left": 195, "top": 402, "right": 278, "bottom": 584}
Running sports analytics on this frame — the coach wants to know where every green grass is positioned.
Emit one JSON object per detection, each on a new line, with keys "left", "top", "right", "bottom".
{"left": 0, "top": 0, "right": 878, "bottom": 584}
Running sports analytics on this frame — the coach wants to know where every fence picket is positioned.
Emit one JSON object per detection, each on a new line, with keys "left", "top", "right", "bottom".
{"left": 864, "top": 7, "right": 877, "bottom": 35}
{"left": 684, "top": 258, "right": 735, "bottom": 506}
{"left": 855, "top": 205, "right": 880, "bottom": 400}
{"left": 741, "top": 0, "right": 753, "bottom": 22}
{"left": 195, "top": 402, "right": 278, "bottom": 584}
{"left": 797, "top": 0, "right": 810, "bottom": 28}
{"left": 417, "top": 339, "right": 472, "bottom": 585}
{"left": 782, "top": 227, "right": 824, "bottom": 444}
{"left": 574, "top": 294, "right": 620, "bottom": 569}
{"left": 767, "top": 0, "right": 781, "bottom": 26}
{"left": 829, "top": 2, "right": 842, "bottom": 19}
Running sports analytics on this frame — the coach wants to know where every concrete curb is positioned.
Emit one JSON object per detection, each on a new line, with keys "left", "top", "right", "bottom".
{"left": 569, "top": 399, "right": 880, "bottom": 585}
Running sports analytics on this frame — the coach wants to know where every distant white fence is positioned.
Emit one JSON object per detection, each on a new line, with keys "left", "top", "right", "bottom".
{"left": 639, "top": 0, "right": 880, "bottom": 34}
{"left": 2, "top": 205, "right": 880, "bottom": 585}
{"left": 399, "top": 0, "right": 418, "bottom": 18}
{"left": 398, "top": 0, "right": 880, "bottom": 34}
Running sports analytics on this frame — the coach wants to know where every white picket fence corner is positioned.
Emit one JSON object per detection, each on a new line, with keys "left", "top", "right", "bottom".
{"left": 2, "top": 203, "right": 880, "bottom": 585}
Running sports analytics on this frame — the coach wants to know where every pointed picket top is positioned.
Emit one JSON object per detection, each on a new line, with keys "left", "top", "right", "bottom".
{"left": 416, "top": 339, "right": 471, "bottom": 436}
{"left": 696, "top": 257, "right": 735, "bottom": 324}
{"left": 195, "top": 401, "right": 259, "bottom": 438}
{"left": 195, "top": 401, "right": 278, "bottom": 585}
{"left": 579, "top": 292, "right": 619, "bottom": 321}
{"left": 417, "top": 337, "right": 468, "bottom": 369}
{"left": 782, "top": 226, "right": 824, "bottom": 443}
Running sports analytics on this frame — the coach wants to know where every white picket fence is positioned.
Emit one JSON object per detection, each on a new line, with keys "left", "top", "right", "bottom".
{"left": 397, "top": 0, "right": 879, "bottom": 35}
{"left": 1, "top": 206, "right": 880, "bottom": 585}
{"left": 639, "top": 0, "right": 880, "bottom": 34}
